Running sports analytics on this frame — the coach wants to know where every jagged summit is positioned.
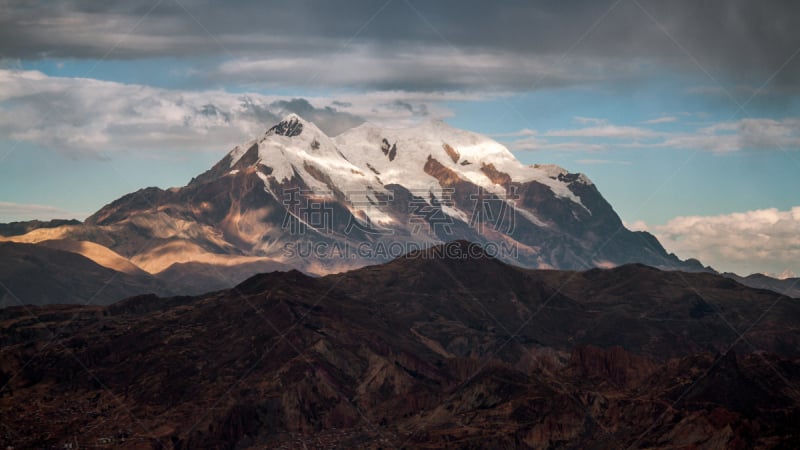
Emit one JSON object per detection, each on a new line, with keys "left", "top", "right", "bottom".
{"left": 267, "top": 114, "right": 305, "bottom": 137}
{"left": 210, "top": 114, "right": 595, "bottom": 213}
{"left": 215, "top": 115, "right": 592, "bottom": 206}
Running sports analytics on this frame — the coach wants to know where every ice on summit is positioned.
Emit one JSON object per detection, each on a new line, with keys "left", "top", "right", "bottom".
{"left": 223, "top": 114, "right": 590, "bottom": 223}
{"left": 334, "top": 119, "right": 588, "bottom": 206}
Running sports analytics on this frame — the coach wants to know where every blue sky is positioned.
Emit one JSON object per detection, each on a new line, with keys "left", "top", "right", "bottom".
{"left": 1, "top": 0, "right": 799, "bottom": 276}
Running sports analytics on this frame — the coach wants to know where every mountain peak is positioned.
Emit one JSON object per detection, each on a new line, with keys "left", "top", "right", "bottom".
{"left": 282, "top": 112, "right": 303, "bottom": 121}
{"left": 276, "top": 112, "right": 314, "bottom": 125}
{"left": 267, "top": 114, "right": 308, "bottom": 137}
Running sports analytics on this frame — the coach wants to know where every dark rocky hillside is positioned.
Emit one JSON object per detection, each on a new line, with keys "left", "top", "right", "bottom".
{"left": 1, "top": 242, "right": 798, "bottom": 449}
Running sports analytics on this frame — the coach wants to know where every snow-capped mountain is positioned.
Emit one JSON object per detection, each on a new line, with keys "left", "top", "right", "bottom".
{"left": 77, "top": 113, "right": 698, "bottom": 276}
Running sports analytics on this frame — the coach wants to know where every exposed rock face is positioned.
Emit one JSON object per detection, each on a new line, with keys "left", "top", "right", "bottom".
{"left": 41, "top": 114, "right": 701, "bottom": 278}
{"left": 380, "top": 137, "right": 397, "bottom": 161}
{"left": 442, "top": 142, "right": 460, "bottom": 163}
{"left": 569, "top": 345, "right": 658, "bottom": 386}
{"left": 268, "top": 116, "right": 304, "bottom": 137}
{"left": 1, "top": 246, "right": 799, "bottom": 448}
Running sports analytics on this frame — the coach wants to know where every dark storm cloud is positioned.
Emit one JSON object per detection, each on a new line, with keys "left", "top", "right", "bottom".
{"left": 2, "top": 0, "right": 800, "bottom": 91}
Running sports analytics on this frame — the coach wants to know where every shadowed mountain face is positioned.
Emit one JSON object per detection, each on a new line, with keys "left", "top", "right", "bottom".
{"left": 155, "top": 259, "right": 294, "bottom": 296}
{"left": 0, "top": 219, "right": 82, "bottom": 237}
{"left": 724, "top": 272, "right": 800, "bottom": 299}
{"left": 6, "top": 115, "right": 702, "bottom": 285}
{"left": 0, "top": 242, "right": 171, "bottom": 307}
{"left": 2, "top": 244, "right": 798, "bottom": 449}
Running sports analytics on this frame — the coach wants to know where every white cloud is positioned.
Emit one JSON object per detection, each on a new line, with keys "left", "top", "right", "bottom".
{"left": 574, "top": 116, "right": 607, "bottom": 125}
{"left": 659, "top": 118, "right": 800, "bottom": 153}
{"left": 0, "top": 69, "right": 275, "bottom": 156}
{"left": 626, "top": 220, "right": 649, "bottom": 231}
{"left": 507, "top": 137, "right": 606, "bottom": 152}
{"left": 0, "top": 69, "right": 475, "bottom": 156}
{"left": 500, "top": 116, "right": 800, "bottom": 154}
{"left": 642, "top": 116, "right": 677, "bottom": 124}
{"left": 634, "top": 207, "right": 800, "bottom": 276}
{"left": 575, "top": 159, "right": 631, "bottom": 165}
{"left": 4, "top": 69, "right": 799, "bottom": 160}
{"left": 543, "top": 125, "right": 658, "bottom": 139}
{"left": 505, "top": 136, "right": 547, "bottom": 151}
{"left": 490, "top": 128, "right": 537, "bottom": 138}
{"left": 768, "top": 269, "right": 797, "bottom": 280}
{"left": 0, "top": 201, "right": 87, "bottom": 221}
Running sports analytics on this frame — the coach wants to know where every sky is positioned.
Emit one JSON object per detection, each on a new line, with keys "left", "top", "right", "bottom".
{"left": 0, "top": 0, "right": 799, "bottom": 277}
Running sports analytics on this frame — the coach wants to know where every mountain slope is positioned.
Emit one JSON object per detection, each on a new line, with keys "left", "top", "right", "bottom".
{"left": 36, "top": 238, "right": 150, "bottom": 276}
{"left": 69, "top": 114, "right": 701, "bottom": 276}
{"left": 155, "top": 258, "right": 294, "bottom": 295}
{"left": 0, "top": 219, "right": 81, "bottom": 237}
{"left": 1, "top": 245, "right": 798, "bottom": 448}
{"left": 724, "top": 272, "right": 800, "bottom": 299}
{"left": 0, "top": 242, "right": 170, "bottom": 307}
